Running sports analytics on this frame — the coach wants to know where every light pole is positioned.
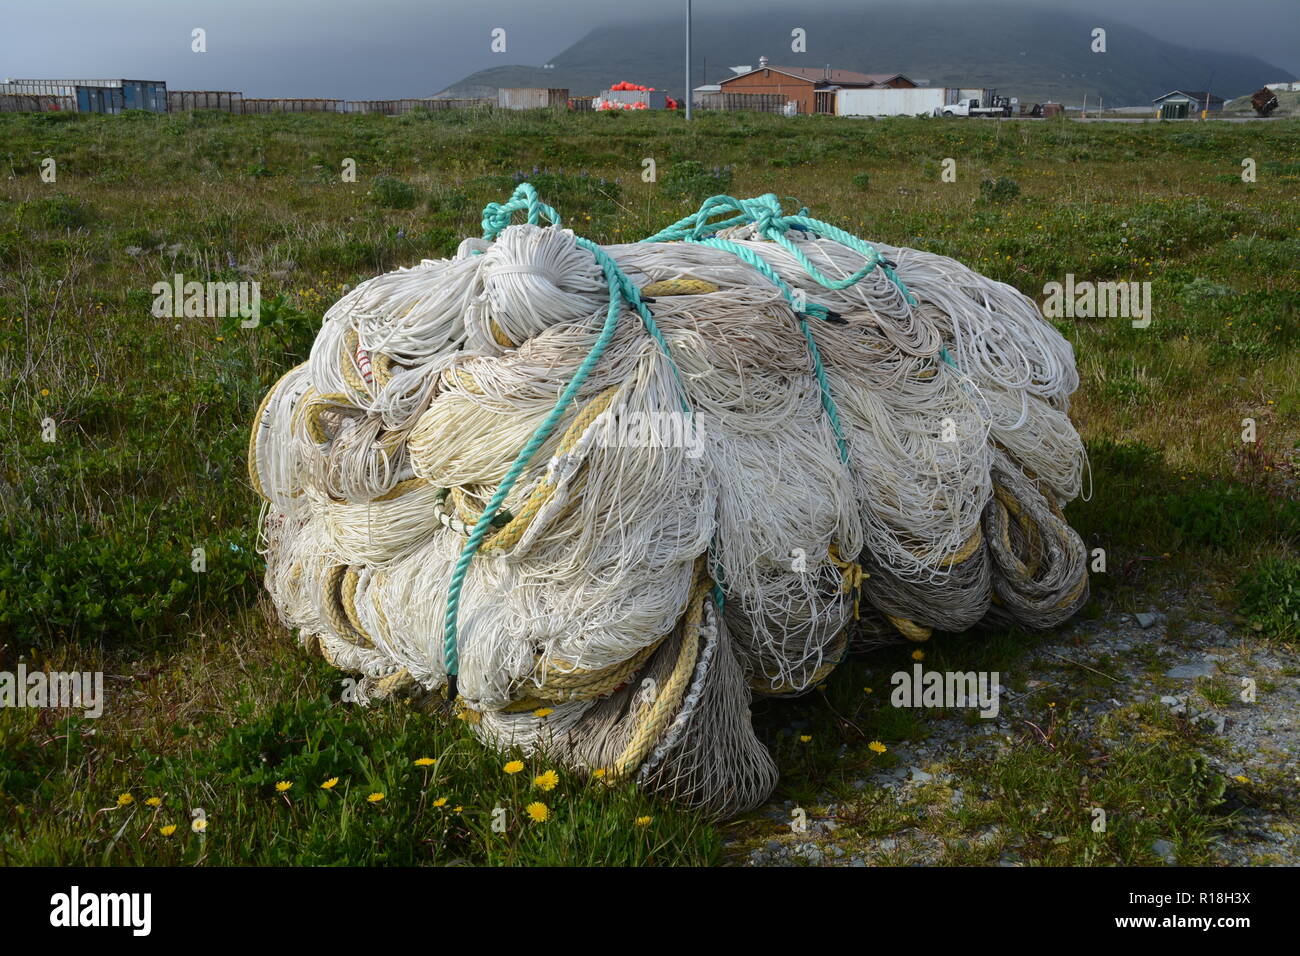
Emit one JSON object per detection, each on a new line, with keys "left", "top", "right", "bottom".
{"left": 685, "top": 0, "right": 693, "bottom": 121}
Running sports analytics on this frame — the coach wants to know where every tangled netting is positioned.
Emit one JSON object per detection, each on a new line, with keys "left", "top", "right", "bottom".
{"left": 250, "top": 185, "right": 1090, "bottom": 818}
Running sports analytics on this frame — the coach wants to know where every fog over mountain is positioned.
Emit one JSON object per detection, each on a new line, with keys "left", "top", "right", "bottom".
{"left": 1, "top": 0, "right": 1295, "bottom": 102}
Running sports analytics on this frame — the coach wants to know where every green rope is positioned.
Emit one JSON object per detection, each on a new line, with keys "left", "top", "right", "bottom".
{"left": 442, "top": 185, "right": 916, "bottom": 689}
{"left": 640, "top": 193, "right": 917, "bottom": 305}
{"left": 442, "top": 185, "right": 689, "bottom": 688}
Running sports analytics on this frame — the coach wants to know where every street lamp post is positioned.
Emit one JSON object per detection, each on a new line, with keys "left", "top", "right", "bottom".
{"left": 685, "top": 0, "right": 693, "bottom": 121}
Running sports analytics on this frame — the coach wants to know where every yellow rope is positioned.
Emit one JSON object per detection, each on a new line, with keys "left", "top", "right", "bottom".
{"left": 888, "top": 615, "right": 932, "bottom": 642}
{"left": 247, "top": 364, "right": 307, "bottom": 502}
{"left": 606, "top": 572, "right": 709, "bottom": 781}
{"left": 477, "top": 387, "right": 619, "bottom": 554}
{"left": 322, "top": 564, "right": 374, "bottom": 649}
{"left": 641, "top": 278, "right": 720, "bottom": 297}
{"left": 827, "top": 540, "right": 867, "bottom": 620}
{"left": 489, "top": 320, "right": 516, "bottom": 348}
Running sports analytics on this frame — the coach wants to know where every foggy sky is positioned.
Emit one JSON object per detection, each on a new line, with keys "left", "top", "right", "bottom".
{"left": 1, "top": 0, "right": 1296, "bottom": 100}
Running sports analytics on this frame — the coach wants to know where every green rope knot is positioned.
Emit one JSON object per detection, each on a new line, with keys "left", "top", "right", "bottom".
{"left": 441, "top": 183, "right": 912, "bottom": 685}
{"left": 481, "top": 183, "right": 561, "bottom": 239}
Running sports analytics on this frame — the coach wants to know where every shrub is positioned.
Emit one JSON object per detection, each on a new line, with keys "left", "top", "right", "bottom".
{"left": 368, "top": 175, "right": 419, "bottom": 210}
{"left": 661, "top": 160, "right": 734, "bottom": 202}
{"left": 978, "top": 177, "right": 1020, "bottom": 204}
{"left": 1238, "top": 558, "right": 1300, "bottom": 640}
{"left": 31, "top": 194, "right": 94, "bottom": 230}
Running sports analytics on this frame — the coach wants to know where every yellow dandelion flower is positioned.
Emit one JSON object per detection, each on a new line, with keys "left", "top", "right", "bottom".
{"left": 526, "top": 801, "right": 549, "bottom": 823}
{"left": 159, "top": 824, "right": 177, "bottom": 836}
{"left": 1234, "top": 775, "right": 1249, "bottom": 784}
{"left": 593, "top": 768, "right": 607, "bottom": 779}
{"left": 911, "top": 649, "right": 924, "bottom": 661}
{"left": 275, "top": 780, "right": 293, "bottom": 792}
{"left": 863, "top": 687, "right": 873, "bottom": 694}
{"left": 40, "top": 388, "right": 50, "bottom": 396}
{"left": 868, "top": 740, "right": 887, "bottom": 754}
{"left": 321, "top": 777, "right": 339, "bottom": 790}
{"left": 145, "top": 797, "right": 162, "bottom": 808}
{"left": 453, "top": 805, "right": 463, "bottom": 813}
{"left": 433, "top": 797, "right": 448, "bottom": 807}
{"left": 367, "top": 792, "right": 385, "bottom": 803}
{"left": 116, "top": 793, "right": 134, "bottom": 807}
{"left": 635, "top": 815, "right": 653, "bottom": 827}
{"left": 414, "top": 757, "right": 436, "bottom": 767}
{"left": 503, "top": 760, "right": 525, "bottom": 775}
{"left": 799, "top": 735, "right": 812, "bottom": 743}
{"left": 532, "top": 707, "right": 554, "bottom": 717}
{"left": 534, "top": 770, "right": 559, "bottom": 791}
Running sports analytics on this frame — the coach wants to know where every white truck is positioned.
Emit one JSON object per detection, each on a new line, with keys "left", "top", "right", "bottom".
{"left": 936, "top": 89, "right": 1016, "bottom": 117}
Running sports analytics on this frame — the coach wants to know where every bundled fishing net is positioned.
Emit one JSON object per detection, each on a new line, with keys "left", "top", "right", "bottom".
{"left": 250, "top": 185, "right": 1089, "bottom": 818}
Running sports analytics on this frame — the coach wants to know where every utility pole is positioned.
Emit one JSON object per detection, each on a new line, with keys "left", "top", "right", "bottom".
{"left": 685, "top": 0, "right": 693, "bottom": 120}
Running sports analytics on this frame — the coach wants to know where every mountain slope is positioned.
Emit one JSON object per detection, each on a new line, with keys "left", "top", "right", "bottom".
{"left": 438, "top": 3, "right": 1294, "bottom": 106}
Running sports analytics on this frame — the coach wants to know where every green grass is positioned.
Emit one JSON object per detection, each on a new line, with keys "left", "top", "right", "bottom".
{"left": 1, "top": 108, "right": 1297, "bottom": 865}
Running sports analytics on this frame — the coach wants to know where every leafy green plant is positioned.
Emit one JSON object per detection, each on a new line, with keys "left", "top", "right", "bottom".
{"left": 1238, "top": 558, "right": 1300, "bottom": 640}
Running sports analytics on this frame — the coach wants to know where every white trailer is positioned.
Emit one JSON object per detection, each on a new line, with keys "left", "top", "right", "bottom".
{"left": 836, "top": 87, "right": 947, "bottom": 117}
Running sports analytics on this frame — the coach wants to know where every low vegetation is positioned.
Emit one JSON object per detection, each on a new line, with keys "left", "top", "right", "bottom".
{"left": 1, "top": 108, "right": 1296, "bottom": 864}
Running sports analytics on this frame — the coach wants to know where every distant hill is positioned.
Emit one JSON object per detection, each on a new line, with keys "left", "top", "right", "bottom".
{"left": 437, "top": 2, "right": 1294, "bottom": 107}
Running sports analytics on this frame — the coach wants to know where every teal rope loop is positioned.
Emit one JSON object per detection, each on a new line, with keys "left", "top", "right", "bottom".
{"left": 641, "top": 192, "right": 917, "bottom": 306}
{"left": 481, "top": 182, "right": 561, "bottom": 237}
{"left": 443, "top": 185, "right": 690, "bottom": 686}
{"left": 442, "top": 184, "right": 913, "bottom": 689}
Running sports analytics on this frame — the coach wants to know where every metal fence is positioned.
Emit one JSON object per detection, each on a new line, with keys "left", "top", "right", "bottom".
{"left": 345, "top": 98, "right": 494, "bottom": 115}
{"left": 169, "top": 90, "right": 243, "bottom": 112}
{"left": 497, "top": 88, "right": 569, "bottom": 110}
{"left": 0, "top": 89, "right": 575, "bottom": 116}
{"left": 423, "top": 98, "right": 494, "bottom": 111}
{"left": 239, "top": 98, "right": 345, "bottom": 114}
{"left": 696, "top": 92, "right": 789, "bottom": 113}
{"left": 0, "top": 93, "right": 74, "bottom": 113}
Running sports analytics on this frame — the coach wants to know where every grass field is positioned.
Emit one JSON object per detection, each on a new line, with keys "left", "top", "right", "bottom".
{"left": 1, "top": 107, "right": 1297, "bottom": 865}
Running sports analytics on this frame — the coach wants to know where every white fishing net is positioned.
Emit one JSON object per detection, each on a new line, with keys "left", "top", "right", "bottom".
{"left": 250, "top": 189, "right": 1089, "bottom": 817}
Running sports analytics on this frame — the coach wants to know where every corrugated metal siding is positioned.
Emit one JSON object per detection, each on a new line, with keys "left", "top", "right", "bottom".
{"left": 169, "top": 91, "right": 243, "bottom": 112}
{"left": 121, "top": 80, "right": 167, "bottom": 112}
{"left": 0, "top": 93, "right": 75, "bottom": 112}
{"left": 240, "top": 98, "right": 345, "bottom": 113}
{"left": 497, "top": 88, "right": 568, "bottom": 109}
{"left": 601, "top": 89, "right": 669, "bottom": 109}
{"left": 78, "top": 86, "right": 124, "bottom": 114}
{"left": 696, "top": 92, "right": 788, "bottom": 113}
{"left": 4, "top": 79, "right": 167, "bottom": 112}
{"left": 836, "top": 87, "right": 946, "bottom": 116}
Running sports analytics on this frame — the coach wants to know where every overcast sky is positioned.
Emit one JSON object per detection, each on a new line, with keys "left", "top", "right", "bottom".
{"left": 2, "top": 0, "right": 1296, "bottom": 99}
